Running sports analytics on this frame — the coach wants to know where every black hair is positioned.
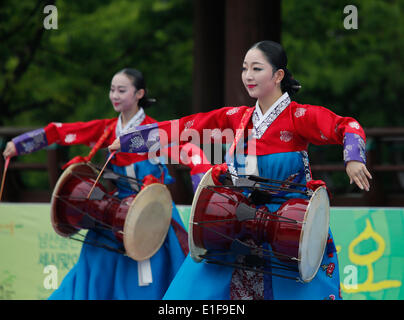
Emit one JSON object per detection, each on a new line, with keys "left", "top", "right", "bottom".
{"left": 249, "top": 40, "right": 301, "bottom": 96}
{"left": 117, "top": 68, "right": 156, "bottom": 108}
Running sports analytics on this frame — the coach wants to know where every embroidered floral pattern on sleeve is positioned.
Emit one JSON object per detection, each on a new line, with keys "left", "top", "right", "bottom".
{"left": 12, "top": 128, "right": 48, "bottom": 155}
{"left": 184, "top": 120, "right": 194, "bottom": 130}
{"left": 64, "top": 134, "right": 77, "bottom": 144}
{"left": 120, "top": 123, "right": 159, "bottom": 153}
{"left": 348, "top": 121, "right": 360, "bottom": 130}
{"left": 226, "top": 107, "right": 239, "bottom": 116}
{"left": 128, "top": 133, "right": 146, "bottom": 152}
{"left": 343, "top": 132, "right": 366, "bottom": 165}
{"left": 294, "top": 107, "right": 307, "bottom": 118}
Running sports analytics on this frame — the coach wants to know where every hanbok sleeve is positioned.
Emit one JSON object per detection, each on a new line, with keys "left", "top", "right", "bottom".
{"left": 12, "top": 119, "right": 113, "bottom": 155}
{"left": 292, "top": 104, "right": 367, "bottom": 165}
{"left": 119, "top": 107, "right": 243, "bottom": 154}
{"left": 160, "top": 142, "right": 213, "bottom": 193}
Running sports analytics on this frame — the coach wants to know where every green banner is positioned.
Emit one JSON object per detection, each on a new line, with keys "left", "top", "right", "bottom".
{"left": 0, "top": 203, "right": 82, "bottom": 300}
{"left": 0, "top": 203, "right": 403, "bottom": 300}
{"left": 330, "top": 207, "right": 403, "bottom": 300}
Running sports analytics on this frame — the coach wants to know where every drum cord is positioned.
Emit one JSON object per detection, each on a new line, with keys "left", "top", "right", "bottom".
{"left": 191, "top": 201, "right": 307, "bottom": 281}
{"left": 68, "top": 229, "right": 126, "bottom": 255}
{"left": 75, "top": 163, "right": 168, "bottom": 195}
{"left": 54, "top": 195, "right": 125, "bottom": 236}
{"left": 88, "top": 162, "right": 144, "bottom": 186}
{"left": 200, "top": 249, "right": 300, "bottom": 271}
{"left": 193, "top": 221, "right": 299, "bottom": 262}
{"left": 69, "top": 169, "right": 140, "bottom": 195}
{"left": 244, "top": 182, "right": 308, "bottom": 196}
{"left": 192, "top": 230, "right": 302, "bottom": 281}
{"left": 205, "top": 186, "right": 303, "bottom": 225}
{"left": 67, "top": 169, "right": 138, "bottom": 202}
{"left": 89, "top": 161, "right": 167, "bottom": 188}
{"left": 192, "top": 219, "right": 299, "bottom": 261}
{"left": 238, "top": 174, "right": 307, "bottom": 188}
{"left": 230, "top": 173, "right": 311, "bottom": 196}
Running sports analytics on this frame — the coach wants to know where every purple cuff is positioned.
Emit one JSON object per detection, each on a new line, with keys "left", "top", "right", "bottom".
{"left": 191, "top": 173, "right": 205, "bottom": 193}
{"left": 120, "top": 123, "right": 159, "bottom": 153}
{"left": 12, "top": 128, "right": 48, "bottom": 155}
{"left": 343, "top": 132, "right": 366, "bottom": 165}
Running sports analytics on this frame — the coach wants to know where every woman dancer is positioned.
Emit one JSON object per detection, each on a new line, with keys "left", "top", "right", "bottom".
{"left": 109, "top": 41, "right": 371, "bottom": 299}
{"left": 108, "top": 41, "right": 372, "bottom": 300}
{"left": 3, "top": 68, "right": 195, "bottom": 299}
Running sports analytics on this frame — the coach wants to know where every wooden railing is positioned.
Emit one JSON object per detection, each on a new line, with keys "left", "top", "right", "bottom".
{"left": 310, "top": 128, "right": 404, "bottom": 206}
{"left": 1, "top": 127, "right": 404, "bottom": 206}
{"left": 0, "top": 127, "right": 195, "bottom": 204}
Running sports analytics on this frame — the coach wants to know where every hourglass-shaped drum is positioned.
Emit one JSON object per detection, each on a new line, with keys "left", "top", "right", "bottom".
{"left": 50, "top": 163, "right": 173, "bottom": 261}
{"left": 189, "top": 169, "right": 330, "bottom": 283}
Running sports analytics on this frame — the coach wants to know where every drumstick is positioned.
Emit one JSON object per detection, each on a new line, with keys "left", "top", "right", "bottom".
{"left": 87, "top": 151, "right": 116, "bottom": 199}
{"left": 88, "top": 162, "right": 143, "bottom": 185}
{"left": 0, "top": 157, "right": 10, "bottom": 202}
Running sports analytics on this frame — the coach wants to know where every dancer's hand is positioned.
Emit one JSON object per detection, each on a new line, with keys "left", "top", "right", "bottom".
{"left": 211, "top": 163, "right": 229, "bottom": 185}
{"left": 346, "top": 160, "right": 372, "bottom": 191}
{"left": 108, "top": 138, "right": 121, "bottom": 153}
{"left": 3, "top": 141, "right": 17, "bottom": 159}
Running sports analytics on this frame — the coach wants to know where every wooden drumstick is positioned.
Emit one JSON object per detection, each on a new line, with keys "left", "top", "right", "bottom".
{"left": 87, "top": 151, "right": 116, "bottom": 199}
{"left": 0, "top": 157, "right": 10, "bottom": 202}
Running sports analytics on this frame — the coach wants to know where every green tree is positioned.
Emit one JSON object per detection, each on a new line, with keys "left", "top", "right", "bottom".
{"left": 0, "top": 0, "right": 194, "bottom": 128}
{"left": 0, "top": 0, "right": 193, "bottom": 190}
{"left": 282, "top": 0, "right": 404, "bottom": 127}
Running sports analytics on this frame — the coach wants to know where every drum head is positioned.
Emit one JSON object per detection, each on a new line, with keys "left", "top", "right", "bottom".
{"left": 123, "top": 183, "right": 173, "bottom": 261}
{"left": 298, "top": 186, "right": 330, "bottom": 282}
{"left": 189, "top": 168, "right": 214, "bottom": 262}
{"left": 50, "top": 163, "right": 98, "bottom": 237}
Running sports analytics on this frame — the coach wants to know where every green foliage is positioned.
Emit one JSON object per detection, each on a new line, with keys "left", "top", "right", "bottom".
{"left": 1, "top": 0, "right": 403, "bottom": 191}
{"left": 0, "top": 0, "right": 193, "bottom": 190}
{"left": 2, "top": 0, "right": 402, "bottom": 127}
{"left": 282, "top": 0, "right": 404, "bottom": 127}
{"left": 0, "top": 0, "right": 193, "bottom": 128}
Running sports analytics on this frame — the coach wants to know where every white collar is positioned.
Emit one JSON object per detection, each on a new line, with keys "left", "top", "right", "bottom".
{"left": 254, "top": 92, "right": 289, "bottom": 125}
{"left": 115, "top": 107, "right": 146, "bottom": 138}
{"left": 252, "top": 92, "right": 291, "bottom": 139}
